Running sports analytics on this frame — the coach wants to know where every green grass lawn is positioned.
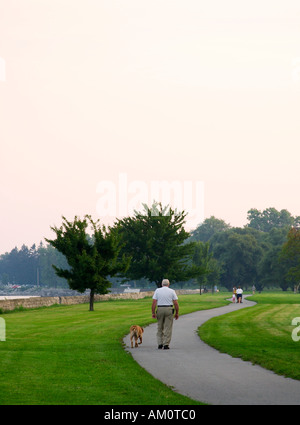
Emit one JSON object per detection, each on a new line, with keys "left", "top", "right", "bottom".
{"left": 198, "top": 292, "right": 300, "bottom": 380}
{"left": 0, "top": 293, "right": 229, "bottom": 405}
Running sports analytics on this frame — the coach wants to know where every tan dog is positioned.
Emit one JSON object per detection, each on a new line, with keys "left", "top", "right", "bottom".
{"left": 130, "top": 325, "right": 144, "bottom": 348}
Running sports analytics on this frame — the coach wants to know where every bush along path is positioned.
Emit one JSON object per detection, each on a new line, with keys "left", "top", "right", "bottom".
{"left": 124, "top": 297, "right": 300, "bottom": 405}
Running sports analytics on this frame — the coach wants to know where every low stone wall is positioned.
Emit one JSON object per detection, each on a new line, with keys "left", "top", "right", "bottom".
{"left": 58, "top": 291, "right": 154, "bottom": 306}
{"left": 0, "top": 296, "right": 60, "bottom": 312}
{"left": 0, "top": 289, "right": 199, "bottom": 312}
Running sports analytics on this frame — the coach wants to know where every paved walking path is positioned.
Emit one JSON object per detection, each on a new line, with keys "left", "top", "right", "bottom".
{"left": 124, "top": 297, "right": 300, "bottom": 405}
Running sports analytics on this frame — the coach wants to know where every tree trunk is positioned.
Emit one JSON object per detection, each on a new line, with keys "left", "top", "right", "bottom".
{"left": 89, "top": 289, "right": 95, "bottom": 311}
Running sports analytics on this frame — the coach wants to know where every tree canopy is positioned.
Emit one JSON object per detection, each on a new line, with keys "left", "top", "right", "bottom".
{"left": 117, "top": 203, "right": 205, "bottom": 287}
{"left": 279, "top": 227, "right": 300, "bottom": 290}
{"left": 189, "top": 216, "right": 231, "bottom": 242}
{"left": 1, "top": 206, "right": 299, "bottom": 294}
{"left": 210, "top": 228, "right": 263, "bottom": 290}
{"left": 247, "top": 208, "right": 300, "bottom": 232}
{"left": 192, "top": 241, "right": 221, "bottom": 291}
{"left": 46, "top": 215, "right": 130, "bottom": 310}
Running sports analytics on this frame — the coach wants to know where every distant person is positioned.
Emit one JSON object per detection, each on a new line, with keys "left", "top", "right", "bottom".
{"left": 233, "top": 286, "right": 237, "bottom": 303}
{"left": 236, "top": 286, "right": 243, "bottom": 303}
{"left": 252, "top": 285, "right": 256, "bottom": 295}
{"left": 152, "top": 279, "right": 179, "bottom": 349}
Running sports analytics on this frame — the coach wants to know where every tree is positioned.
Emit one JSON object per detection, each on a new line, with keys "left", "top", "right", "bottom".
{"left": 279, "top": 227, "right": 300, "bottom": 291}
{"left": 247, "top": 208, "right": 296, "bottom": 232}
{"left": 189, "top": 216, "right": 231, "bottom": 242}
{"left": 0, "top": 244, "right": 39, "bottom": 285}
{"left": 38, "top": 244, "right": 69, "bottom": 288}
{"left": 210, "top": 228, "right": 263, "bottom": 290}
{"left": 192, "top": 241, "right": 221, "bottom": 293}
{"left": 257, "top": 228, "right": 290, "bottom": 290}
{"left": 258, "top": 246, "right": 289, "bottom": 291}
{"left": 117, "top": 202, "right": 205, "bottom": 287}
{"left": 46, "top": 215, "right": 130, "bottom": 311}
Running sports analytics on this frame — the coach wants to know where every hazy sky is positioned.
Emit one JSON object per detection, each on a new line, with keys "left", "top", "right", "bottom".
{"left": 0, "top": 0, "right": 300, "bottom": 254}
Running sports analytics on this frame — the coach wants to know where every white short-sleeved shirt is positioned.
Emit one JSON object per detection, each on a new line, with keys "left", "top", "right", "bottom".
{"left": 152, "top": 286, "right": 178, "bottom": 306}
{"left": 236, "top": 288, "right": 243, "bottom": 294}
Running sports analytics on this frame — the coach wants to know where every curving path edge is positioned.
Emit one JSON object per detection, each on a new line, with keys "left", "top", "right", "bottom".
{"left": 123, "top": 297, "right": 300, "bottom": 405}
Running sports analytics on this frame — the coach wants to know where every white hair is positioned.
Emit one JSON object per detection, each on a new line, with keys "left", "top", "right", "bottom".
{"left": 161, "top": 279, "right": 170, "bottom": 286}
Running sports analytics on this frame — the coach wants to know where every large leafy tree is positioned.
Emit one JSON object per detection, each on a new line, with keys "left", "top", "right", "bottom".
{"left": 192, "top": 241, "right": 221, "bottom": 293}
{"left": 257, "top": 228, "right": 290, "bottom": 290}
{"left": 247, "top": 208, "right": 299, "bottom": 232}
{"left": 117, "top": 203, "right": 204, "bottom": 287}
{"left": 210, "top": 228, "right": 263, "bottom": 290}
{"left": 46, "top": 215, "right": 130, "bottom": 310}
{"left": 189, "top": 216, "right": 231, "bottom": 242}
{"left": 279, "top": 227, "right": 300, "bottom": 291}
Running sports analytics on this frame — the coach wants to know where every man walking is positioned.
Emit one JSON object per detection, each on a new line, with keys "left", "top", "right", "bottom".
{"left": 152, "top": 279, "right": 179, "bottom": 349}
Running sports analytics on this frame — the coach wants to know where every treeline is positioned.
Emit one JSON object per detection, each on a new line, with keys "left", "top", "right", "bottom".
{"left": 0, "top": 206, "right": 299, "bottom": 292}
{"left": 0, "top": 243, "right": 69, "bottom": 288}
{"left": 189, "top": 207, "right": 300, "bottom": 291}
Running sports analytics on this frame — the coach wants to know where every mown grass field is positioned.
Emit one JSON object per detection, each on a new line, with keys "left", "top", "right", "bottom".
{"left": 0, "top": 293, "right": 229, "bottom": 405}
{"left": 198, "top": 292, "right": 300, "bottom": 380}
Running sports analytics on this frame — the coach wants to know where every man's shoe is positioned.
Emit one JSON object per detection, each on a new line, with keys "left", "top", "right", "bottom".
{"left": 163, "top": 345, "right": 169, "bottom": 349}
{"left": 158, "top": 345, "right": 163, "bottom": 349}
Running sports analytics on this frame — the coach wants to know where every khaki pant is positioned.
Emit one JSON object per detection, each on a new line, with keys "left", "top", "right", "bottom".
{"left": 156, "top": 307, "right": 174, "bottom": 346}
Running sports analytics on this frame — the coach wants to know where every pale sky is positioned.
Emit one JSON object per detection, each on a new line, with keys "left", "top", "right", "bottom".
{"left": 0, "top": 0, "right": 300, "bottom": 254}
